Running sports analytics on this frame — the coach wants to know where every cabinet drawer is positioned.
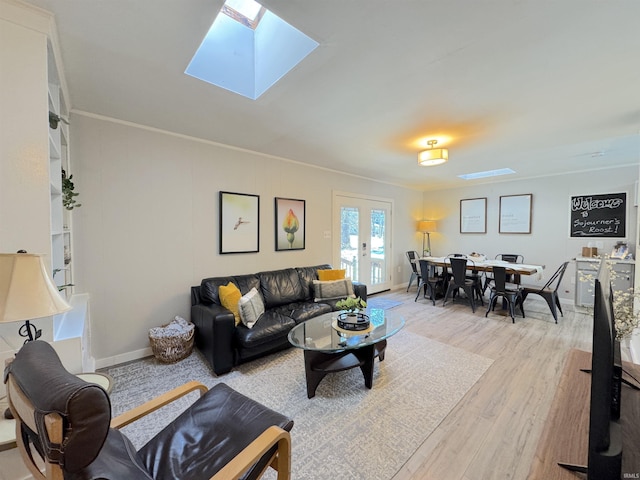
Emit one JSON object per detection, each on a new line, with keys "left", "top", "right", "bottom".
{"left": 576, "top": 261, "right": 598, "bottom": 271}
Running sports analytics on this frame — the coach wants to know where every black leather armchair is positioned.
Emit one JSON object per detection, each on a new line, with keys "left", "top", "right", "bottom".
{"left": 4, "top": 341, "right": 293, "bottom": 480}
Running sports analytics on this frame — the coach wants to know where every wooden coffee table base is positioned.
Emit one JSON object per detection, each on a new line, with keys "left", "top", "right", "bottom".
{"left": 303, "top": 339, "right": 387, "bottom": 398}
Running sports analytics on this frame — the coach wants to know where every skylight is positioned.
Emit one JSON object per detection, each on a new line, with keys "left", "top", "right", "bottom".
{"left": 222, "top": 0, "right": 264, "bottom": 29}
{"left": 225, "top": 0, "right": 262, "bottom": 22}
{"left": 185, "top": 0, "right": 319, "bottom": 100}
{"left": 458, "top": 168, "right": 516, "bottom": 180}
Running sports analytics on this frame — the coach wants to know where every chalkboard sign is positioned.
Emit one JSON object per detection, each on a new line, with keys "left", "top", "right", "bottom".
{"left": 570, "top": 192, "right": 626, "bottom": 238}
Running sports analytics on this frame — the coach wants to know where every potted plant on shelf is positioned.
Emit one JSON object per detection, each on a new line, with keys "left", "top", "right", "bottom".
{"left": 53, "top": 268, "right": 74, "bottom": 296}
{"left": 62, "top": 169, "right": 81, "bottom": 211}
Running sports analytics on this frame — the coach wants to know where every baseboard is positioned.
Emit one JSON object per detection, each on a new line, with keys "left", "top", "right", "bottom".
{"left": 95, "top": 346, "right": 153, "bottom": 369}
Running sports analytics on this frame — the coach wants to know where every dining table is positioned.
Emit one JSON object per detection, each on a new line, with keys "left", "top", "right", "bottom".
{"left": 421, "top": 256, "right": 545, "bottom": 282}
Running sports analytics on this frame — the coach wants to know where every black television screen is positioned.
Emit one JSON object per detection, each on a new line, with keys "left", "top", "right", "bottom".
{"left": 559, "top": 263, "right": 622, "bottom": 478}
{"left": 586, "top": 275, "right": 622, "bottom": 478}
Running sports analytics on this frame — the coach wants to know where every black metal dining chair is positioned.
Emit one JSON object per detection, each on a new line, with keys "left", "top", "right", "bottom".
{"left": 414, "top": 259, "right": 445, "bottom": 305}
{"left": 485, "top": 266, "right": 525, "bottom": 323}
{"left": 482, "top": 253, "right": 525, "bottom": 294}
{"left": 446, "top": 254, "right": 484, "bottom": 304}
{"left": 520, "top": 261, "right": 569, "bottom": 323}
{"left": 443, "top": 257, "right": 481, "bottom": 313}
{"left": 406, "top": 251, "right": 421, "bottom": 292}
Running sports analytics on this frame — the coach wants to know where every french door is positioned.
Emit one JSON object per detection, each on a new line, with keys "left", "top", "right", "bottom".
{"left": 332, "top": 192, "right": 392, "bottom": 294}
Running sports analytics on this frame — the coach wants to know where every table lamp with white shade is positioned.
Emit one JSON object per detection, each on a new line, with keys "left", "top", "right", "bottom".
{"left": 0, "top": 251, "right": 71, "bottom": 345}
{"left": 0, "top": 251, "right": 72, "bottom": 442}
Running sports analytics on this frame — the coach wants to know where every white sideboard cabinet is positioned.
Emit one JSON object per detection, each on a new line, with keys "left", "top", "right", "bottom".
{"left": 574, "top": 257, "right": 635, "bottom": 307}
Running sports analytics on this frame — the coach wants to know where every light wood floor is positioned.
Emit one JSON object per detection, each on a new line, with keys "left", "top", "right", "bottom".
{"left": 377, "top": 287, "right": 594, "bottom": 480}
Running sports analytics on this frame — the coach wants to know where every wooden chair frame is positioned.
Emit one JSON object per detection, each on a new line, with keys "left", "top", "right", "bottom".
{"left": 6, "top": 368, "right": 291, "bottom": 480}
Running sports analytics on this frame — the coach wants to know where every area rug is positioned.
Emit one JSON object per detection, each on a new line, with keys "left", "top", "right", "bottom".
{"left": 365, "top": 297, "right": 403, "bottom": 310}
{"left": 104, "top": 331, "right": 493, "bottom": 480}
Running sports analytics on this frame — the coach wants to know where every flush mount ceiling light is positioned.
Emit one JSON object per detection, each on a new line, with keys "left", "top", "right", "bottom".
{"left": 418, "top": 140, "right": 448, "bottom": 167}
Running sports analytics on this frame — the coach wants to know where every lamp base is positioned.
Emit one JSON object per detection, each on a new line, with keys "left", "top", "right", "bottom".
{"left": 18, "top": 320, "right": 41, "bottom": 344}
{"left": 422, "top": 232, "right": 432, "bottom": 257}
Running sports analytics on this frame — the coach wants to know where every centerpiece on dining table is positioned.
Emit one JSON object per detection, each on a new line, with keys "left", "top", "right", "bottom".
{"left": 335, "top": 297, "right": 369, "bottom": 331}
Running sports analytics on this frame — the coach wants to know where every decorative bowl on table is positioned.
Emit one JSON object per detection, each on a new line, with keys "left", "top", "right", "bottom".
{"left": 336, "top": 311, "right": 371, "bottom": 331}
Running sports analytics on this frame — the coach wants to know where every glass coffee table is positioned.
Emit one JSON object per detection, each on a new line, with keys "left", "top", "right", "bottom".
{"left": 288, "top": 308, "right": 405, "bottom": 398}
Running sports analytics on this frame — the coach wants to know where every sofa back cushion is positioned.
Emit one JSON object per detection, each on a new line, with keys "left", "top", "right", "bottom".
{"left": 200, "top": 276, "right": 235, "bottom": 305}
{"left": 296, "top": 264, "right": 332, "bottom": 300}
{"left": 259, "top": 268, "right": 305, "bottom": 308}
{"left": 200, "top": 274, "right": 260, "bottom": 305}
{"left": 232, "top": 274, "right": 261, "bottom": 296}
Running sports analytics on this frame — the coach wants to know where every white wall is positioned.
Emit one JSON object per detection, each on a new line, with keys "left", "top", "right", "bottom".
{"left": 0, "top": 4, "right": 51, "bottom": 257}
{"left": 0, "top": 3, "right": 58, "bottom": 353}
{"left": 70, "top": 113, "right": 423, "bottom": 367}
{"left": 422, "top": 167, "right": 639, "bottom": 302}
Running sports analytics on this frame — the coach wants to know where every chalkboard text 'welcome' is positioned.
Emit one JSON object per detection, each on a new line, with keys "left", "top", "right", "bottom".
{"left": 570, "top": 193, "right": 626, "bottom": 238}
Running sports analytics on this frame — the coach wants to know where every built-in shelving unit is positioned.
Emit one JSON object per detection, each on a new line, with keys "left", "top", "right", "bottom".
{"left": 45, "top": 38, "right": 93, "bottom": 371}
{"left": 47, "top": 43, "right": 73, "bottom": 297}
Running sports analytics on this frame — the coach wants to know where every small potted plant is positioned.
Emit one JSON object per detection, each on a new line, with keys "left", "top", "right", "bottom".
{"left": 335, "top": 297, "right": 369, "bottom": 331}
{"left": 335, "top": 296, "right": 367, "bottom": 313}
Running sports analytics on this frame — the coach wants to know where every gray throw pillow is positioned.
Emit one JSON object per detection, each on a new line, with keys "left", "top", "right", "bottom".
{"left": 313, "top": 278, "right": 355, "bottom": 302}
{"left": 238, "top": 287, "right": 265, "bottom": 328}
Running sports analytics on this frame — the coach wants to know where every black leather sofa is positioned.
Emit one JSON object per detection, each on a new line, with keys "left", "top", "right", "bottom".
{"left": 190, "top": 264, "right": 367, "bottom": 375}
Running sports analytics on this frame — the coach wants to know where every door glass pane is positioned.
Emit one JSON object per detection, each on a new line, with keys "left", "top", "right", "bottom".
{"left": 370, "top": 209, "right": 386, "bottom": 285}
{"left": 340, "top": 207, "right": 359, "bottom": 282}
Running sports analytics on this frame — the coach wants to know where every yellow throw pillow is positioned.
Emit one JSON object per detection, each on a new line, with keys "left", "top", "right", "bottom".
{"left": 317, "top": 269, "right": 346, "bottom": 281}
{"left": 219, "top": 282, "right": 242, "bottom": 325}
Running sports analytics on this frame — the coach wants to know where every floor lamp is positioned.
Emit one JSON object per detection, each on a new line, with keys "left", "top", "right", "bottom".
{"left": 0, "top": 252, "right": 71, "bottom": 345}
{"left": 417, "top": 221, "right": 436, "bottom": 257}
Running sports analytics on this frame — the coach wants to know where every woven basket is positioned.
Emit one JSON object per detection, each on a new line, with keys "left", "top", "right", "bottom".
{"left": 149, "top": 320, "right": 194, "bottom": 363}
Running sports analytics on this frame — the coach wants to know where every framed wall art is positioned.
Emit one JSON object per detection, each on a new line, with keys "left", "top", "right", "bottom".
{"left": 219, "top": 191, "right": 260, "bottom": 254}
{"left": 275, "top": 197, "right": 305, "bottom": 251}
{"left": 499, "top": 194, "right": 532, "bottom": 234}
{"left": 460, "top": 197, "right": 487, "bottom": 233}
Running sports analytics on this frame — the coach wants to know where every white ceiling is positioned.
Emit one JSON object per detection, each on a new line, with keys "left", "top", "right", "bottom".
{"left": 23, "top": 0, "right": 640, "bottom": 190}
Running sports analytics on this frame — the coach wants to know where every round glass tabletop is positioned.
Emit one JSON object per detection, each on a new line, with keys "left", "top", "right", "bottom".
{"left": 288, "top": 308, "right": 405, "bottom": 353}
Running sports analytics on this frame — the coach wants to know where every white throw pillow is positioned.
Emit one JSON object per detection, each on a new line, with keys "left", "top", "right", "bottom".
{"left": 313, "top": 278, "right": 356, "bottom": 302}
{"left": 238, "top": 287, "right": 265, "bottom": 328}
